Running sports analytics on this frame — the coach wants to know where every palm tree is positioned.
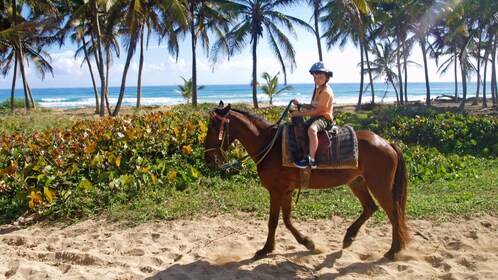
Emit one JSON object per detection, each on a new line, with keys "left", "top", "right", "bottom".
{"left": 59, "top": 0, "right": 101, "bottom": 113}
{"left": 0, "top": 0, "right": 59, "bottom": 111}
{"left": 258, "top": 71, "right": 294, "bottom": 105}
{"left": 369, "top": 40, "right": 400, "bottom": 103}
{"left": 211, "top": 0, "right": 312, "bottom": 109}
{"left": 321, "top": 0, "right": 376, "bottom": 110}
{"left": 173, "top": 76, "right": 205, "bottom": 103}
{"left": 111, "top": 0, "right": 187, "bottom": 116}
{"left": 176, "top": 0, "right": 233, "bottom": 108}
{"left": 305, "top": 0, "right": 324, "bottom": 61}
{"left": 405, "top": 0, "right": 443, "bottom": 107}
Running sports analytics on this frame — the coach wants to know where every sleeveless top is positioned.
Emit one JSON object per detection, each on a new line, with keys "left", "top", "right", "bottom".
{"left": 311, "top": 84, "right": 334, "bottom": 121}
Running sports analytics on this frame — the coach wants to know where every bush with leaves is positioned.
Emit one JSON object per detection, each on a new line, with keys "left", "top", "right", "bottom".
{"left": 0, "top": 106, "right": 211, "bottom": 218}
{"left": 363, "top": 106, "right": 498, "bottom": 157}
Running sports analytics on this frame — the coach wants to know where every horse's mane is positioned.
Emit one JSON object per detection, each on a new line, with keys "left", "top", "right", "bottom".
{"left": 229, "top": 107, "right": 275, "bottom": 127}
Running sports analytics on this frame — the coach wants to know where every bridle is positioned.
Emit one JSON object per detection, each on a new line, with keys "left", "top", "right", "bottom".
{"left": 204, "top": 111, "right": 232, "bottom": 163}
{"left": 204, "top": 101, "right": 293, "bottom": 171}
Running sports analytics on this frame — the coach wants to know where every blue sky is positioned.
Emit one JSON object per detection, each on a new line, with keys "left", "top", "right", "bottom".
{"left": 1, "top": 4, "right": 461, "bottom": 90}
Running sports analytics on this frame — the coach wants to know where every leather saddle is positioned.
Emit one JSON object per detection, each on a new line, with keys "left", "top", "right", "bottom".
{"left": 282, "top": 117, "right": 358, "bottom": 169}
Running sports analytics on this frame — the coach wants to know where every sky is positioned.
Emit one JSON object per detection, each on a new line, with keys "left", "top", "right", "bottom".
{"left": 0, "top": 4, "right": 465, "bottom": 90}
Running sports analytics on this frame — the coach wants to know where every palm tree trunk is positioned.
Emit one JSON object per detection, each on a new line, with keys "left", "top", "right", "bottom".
{"left": 252, "top": 38, "right": 259, "bottom": 109}
{"left": 356, "top": 42, "right": 365, "bottom": 111}
{"left": 459, "top": 56, "right": 467, "bottom": 112}
{"left": 453, "top": 47, "right": 458, "bottom": 102}
{"left": 396, "top": 36, "right": 404, "bottom": 105}
{"left": 191, "top": 17, "right": 198, "bottom": 108}
{"left": 114, "top": 39, "right": 135, "bottom": 116}
{"left": 27, "top": 83, "right": 35, "bottom": 109}
{"left": 313, "top": 0, "right": 323, "bottom": 61}
{"left": 364, "top": 40, "right": 375, "bottom": 103}
{"left": 420, "top": 37, "right": 431, "bottom": 107}
{"left": 137, "top": 29, "right": 145, "bottom": 109}
{"left": 92, "top": 0, "right": 107, "bottom": 117}
{"left": 17, "top": 48, "right": 31, "bottom": 110}
{"left": 473, "top": 29, "right": 483, "bottom": 106}
{"left": 491, "top": 34, "right": 497, "bottom": 107}
{"left": 82, "top": 36, "right": 100, "bottom": 113}
{"left": 403, "top": 45, "right": 408, "bottom": 102}
{"left": 10, "top": 52, "right": 18, "bottom": 113}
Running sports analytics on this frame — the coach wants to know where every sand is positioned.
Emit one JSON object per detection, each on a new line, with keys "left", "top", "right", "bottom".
{"left": 1, "top": 213, "right": 497, "bottom": 279}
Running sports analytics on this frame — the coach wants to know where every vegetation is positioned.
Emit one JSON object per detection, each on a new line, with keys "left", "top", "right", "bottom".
{"left": 0, "top": 104, "right": 496, "bottom": 226}
{"left": 2, "top": 0, "right": 496, "bottom": 113}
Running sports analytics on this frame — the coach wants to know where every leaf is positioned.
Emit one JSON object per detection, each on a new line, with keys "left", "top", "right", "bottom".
{"left": 167, "top": 171, "right": 177, "bottom": 182}
{"left": 78, "top": 179, "right": 93, "bottom": 190}
{"left": 190, "top": 167, "right": 199, "bottom": 179}
{"left": 116, "top": 156, "right": 121, "bottom": 167}
{"left": 84, "top": 142, "right": 96, "bottom": 154}
{"left": 44, "top": 187, "right": 53, "bottom": 204}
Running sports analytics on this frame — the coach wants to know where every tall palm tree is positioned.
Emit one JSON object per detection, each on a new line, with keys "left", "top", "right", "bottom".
{"left": 211, "top": 0, "right": 312, "bottom": 109}
{"left": 176, "top": 0, "right": 233, "bottom": 108}
{"left": 258, "top": 71, "right": 294, "bottom": 105}
{"left": 0, "top": 0, "right": 58, "bottom": 111}
{"left": 111, "top": 0, "right": 186, "bottom": 116}
{"left": 321, "top": 0, "right": 375, "bottom": 110}
{"left": 306, "top": 0, "right": 324, "bottom": 61}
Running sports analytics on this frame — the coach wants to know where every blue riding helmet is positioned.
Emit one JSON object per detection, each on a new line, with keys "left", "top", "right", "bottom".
{"left": 309, "top": 61, "right": 333, "bottom": 78}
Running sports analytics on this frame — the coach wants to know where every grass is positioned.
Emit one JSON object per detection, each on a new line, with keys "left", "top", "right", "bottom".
{"left": 46, "top": 157, "right": 496, "bottom": 226}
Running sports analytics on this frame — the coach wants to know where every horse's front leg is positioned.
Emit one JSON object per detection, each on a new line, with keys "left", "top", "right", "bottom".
{"left": 282, "top": 190, "right": 315, "bottom": 251}
{"left": 254, "top": 192, "right": 282, "bottom": 259}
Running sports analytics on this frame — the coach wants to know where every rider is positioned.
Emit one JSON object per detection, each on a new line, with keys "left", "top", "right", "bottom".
{"left": 291, "top": 61, "right": 334, "bottom": 169}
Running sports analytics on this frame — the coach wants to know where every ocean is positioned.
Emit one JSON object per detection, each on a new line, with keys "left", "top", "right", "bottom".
{"left": 0, "top": 82, "right": 487, "bottom": 109}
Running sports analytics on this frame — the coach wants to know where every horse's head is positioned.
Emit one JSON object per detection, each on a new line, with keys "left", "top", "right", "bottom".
{"left": 204, "top": 101, "right": 234, "bottom": 169}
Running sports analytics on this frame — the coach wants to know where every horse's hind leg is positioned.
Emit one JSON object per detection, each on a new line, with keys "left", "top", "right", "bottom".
{"left": 282, "top": 190, "right": 315, "bottom": 251}
{"left": 344, "top": 176, "right": 378, "bottom": 248}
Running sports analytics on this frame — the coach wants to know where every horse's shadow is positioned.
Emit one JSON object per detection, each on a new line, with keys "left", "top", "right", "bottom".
{"left": 146, "top": 249, "right": 388, "bottom": 279}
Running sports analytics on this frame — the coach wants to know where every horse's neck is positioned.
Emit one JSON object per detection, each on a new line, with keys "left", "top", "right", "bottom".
{"left": 230, "top": 111, "right": 275, "bottom": 157}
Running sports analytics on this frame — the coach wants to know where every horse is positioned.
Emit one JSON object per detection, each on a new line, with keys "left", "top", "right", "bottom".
{"left": 204, "top": 101, "right": 410, "bottom": 260}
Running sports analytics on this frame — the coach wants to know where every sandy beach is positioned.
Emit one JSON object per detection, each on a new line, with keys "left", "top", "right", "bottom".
{"left": 1, "top": 213, "right": 497, "bottom": 279}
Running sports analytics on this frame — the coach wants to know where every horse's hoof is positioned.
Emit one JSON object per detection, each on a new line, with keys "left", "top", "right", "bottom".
{"left": 342, "top": 237, "right": 354, "bottom": 248}
{"left": 384, "top": 250, "right": 397, "bottom": 260}
{"left": 304, "top": 239, "right": 316, "bottom": 251}
{"left": 253, "top": 248, "right": 271, "bottom": 260}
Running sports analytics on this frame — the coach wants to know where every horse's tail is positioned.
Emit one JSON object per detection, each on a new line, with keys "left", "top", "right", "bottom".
{"left": 391, "top": 143, "right": 411, "bottom": 249}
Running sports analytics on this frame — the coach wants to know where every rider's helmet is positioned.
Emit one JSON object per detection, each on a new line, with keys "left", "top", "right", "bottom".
{"left": 309, "top": 61, "right": 333, "bottom": 78}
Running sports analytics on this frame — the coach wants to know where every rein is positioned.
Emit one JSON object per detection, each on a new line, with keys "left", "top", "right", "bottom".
{"left": 212, "top": 100, "right": 294, "bottom": 171}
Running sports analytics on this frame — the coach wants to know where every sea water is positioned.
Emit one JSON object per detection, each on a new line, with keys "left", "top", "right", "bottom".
{"left": 0, "top": 82, "right": 489, "bottom": 109}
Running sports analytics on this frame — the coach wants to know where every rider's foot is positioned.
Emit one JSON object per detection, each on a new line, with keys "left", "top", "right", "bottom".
{"left": 310, "top": 158, "right": 317, "bottom": 169}
{"left": 293, "top": 158, "right": 310, "bottom": 169}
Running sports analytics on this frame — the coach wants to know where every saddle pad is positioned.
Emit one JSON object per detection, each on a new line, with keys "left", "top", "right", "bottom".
{"left": 282, "top": 124, "right": 359, "bottom": 169}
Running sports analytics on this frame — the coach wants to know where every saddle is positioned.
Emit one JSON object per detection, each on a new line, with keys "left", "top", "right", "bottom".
{"left": 282, "top": 117, "right": 358, "bottom": 169}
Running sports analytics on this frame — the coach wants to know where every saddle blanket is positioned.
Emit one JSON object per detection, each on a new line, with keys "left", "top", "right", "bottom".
{"left": 282, "top": 124, "right": 359, "bottom": 169}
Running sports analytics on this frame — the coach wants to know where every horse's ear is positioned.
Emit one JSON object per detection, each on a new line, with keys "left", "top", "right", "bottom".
{"left": 218, "top": 101, "right": 224, "bottom": 108}
{"left": 219, "top": 103, "right": 230, "bottom": 116}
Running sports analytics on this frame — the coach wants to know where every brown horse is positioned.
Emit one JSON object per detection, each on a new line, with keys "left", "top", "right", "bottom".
{"left": 204, "top": 102, "right": 410, "bottom": 260}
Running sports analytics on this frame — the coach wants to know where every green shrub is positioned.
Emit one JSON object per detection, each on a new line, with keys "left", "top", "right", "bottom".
{"left": 363, "top": 106, "right": 498, "bottom": 157}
